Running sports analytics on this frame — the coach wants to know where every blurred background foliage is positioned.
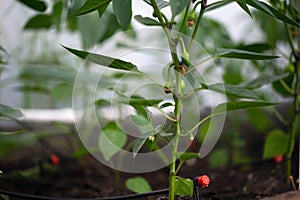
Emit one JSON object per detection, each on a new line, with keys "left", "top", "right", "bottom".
{"left": 0, "top": 0, "right": 299, "bottom": 169}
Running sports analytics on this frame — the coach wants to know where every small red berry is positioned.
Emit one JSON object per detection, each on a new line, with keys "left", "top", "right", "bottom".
{"left": 273, "top": 155, "right": 283, "bottom": 163}
{"left": 197, "top": 175, "right": 210, "bottom": 188}
{"left": 50, "top": 154, "right": 60, "bottom": 166}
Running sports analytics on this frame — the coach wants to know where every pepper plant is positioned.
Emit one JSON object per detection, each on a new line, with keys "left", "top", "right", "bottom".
{"left": 63, "top": 0, "right": 300, "bottom": 199}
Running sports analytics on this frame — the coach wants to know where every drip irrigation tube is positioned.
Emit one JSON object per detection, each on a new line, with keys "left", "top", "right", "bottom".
{"left": 0, "top": 188, "right": 169, "bottom": 200}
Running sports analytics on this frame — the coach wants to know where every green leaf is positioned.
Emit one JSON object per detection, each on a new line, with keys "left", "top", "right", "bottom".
{"left": 62, "top": 46, "right": 138, "bottom": 71}
{"left": 154, "top": 125, "right": 165, "bottom": 134}
{"left": 206, "top": 0, "right": 232, "bottom": 12}
{"left": 222, "top": 84, "right": 258, "bottom": 99}
{"left": 175, "top": 177, "right": 194, "bottom": 197}
{"left": 76, "top": 12, "right": 101, "bottom": 49}
{"left": 170, "top": 0, "right": 191, "bottom": 18}
{"left": 176, "top": 152, "right": 200, "bottom": 163}
{"left": 242, "top": 0, "right": 300, "bottom": 27}
{"left": 129, "top": 96, "right": 162, "bottom": 106}
{"left": 132, "top": 105, "right": 151, "bottom": 120}
{"left": 236, "top": 43, "right": 273, "bottom": 53}
{"left": 272, "top": 73, "right": 294, "bottom": 97}
{"left": 51, "top": 0, "right": 63, "bottom": 29}
{"left": 244, "top": 73, "right": 289, "bottom": 89}
{"left": 77, "top": 10, "right": 120, "bottom": 48}
{"left": 0, "top": 130, "right": 26, "bottom": 136}
{"left": 113, "top": 93, "right": 156, "bottom": 119}
{"left": 113, "top": 0, "right": 132, "bottom": 30}
{"left": 134, "top": 15, "right": 163, "bottom": 26}
{"left": 95, "top": 99, "right": 111, "bottom": 107}
{"left": 0, "top": 45, "right": 7, "bottom": 54}
{"left": 99, "top": 123, "right": 127, "bottom": 161}
{"left": 98, "top": 12, "right": 122, "bottom": 43}
{"left": 125, "top": 177, "right": 152, "bottom": 194}
{"left": 128, "top": 95, "right": 161, "bottom": 119}
{"left": 131, "top": 115, "right": 153, "bottom": 147}
{"left": 143, "top": 0, "right": 169, "bottom": 9}
{"left": 24, "top": 14, "right": 52, "bottom": 29}
{"left": 215, "top": 48, "right": 280, "bottom": 60}
{"left": 205, "top": 83, "right": 259, "bottom": 99}
{"left": 237, "top": 1, "right": 252, "bottom": 17}
{"left": 144, "top": 135, "right": 156, "bottom": 151}
{"left": 212, "top": 101, "right": 277, "bottom": 115}
{"left": 67, "top": 15, "right": 77, "bottom": 31}
{"left": 263, "top": 129, "right": 288, "bottom": 159}
{"left": 97, "top": 2, "right": 110, "bottom": 17}
{"left": 131, "top": 114, "right": 151, "bottom": 127}
{"left": 117, "top": 94, "right": 161, "bottom": 119}
{"left": 132, "top": 133, "right": 150, "bottom": 158}
{"left": 68, "top": 0, "right": 86, "bottom": 14}
{"left": 159, "top": 102, "right": 174, "bottom": 109}
{"left": 75, "top": 0, "right": 112, "bottom": 16}
{"left": 0, "top": 105, "right": 23, "bottom": 119}
{"left": 16, "top": 0, "right": 47, "bottom": 12}
{"left": 208, "top": 0, "right": 300, "bottom": 28}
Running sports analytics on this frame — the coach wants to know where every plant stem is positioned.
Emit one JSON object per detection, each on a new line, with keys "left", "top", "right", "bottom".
{"left": 185, "top": 56, "right": 213, "bottom": 75}
{"left": 284, "top": 23, "right": 297, "bottom": 56}
{"left": 286, "top": 60, "right": 300, "bottom": 182}
{"left": 153, "top": 143, "right": 170, "bottom": 165}
{"left": 150, "top": 0, "right": 175, "bottom": 45}
{"left": 273, "top": 107, "right": 289, "bottom": 127}
{"left": 154, "top": 107, "right": 178, "bottom": 122}
{"left": 175, "top": 161, "right": 184, "bottom": 175}
{"left": 279, "top": 78, "right": 294, "bottom": 95}
{"left": 178, "top": 6, "right": 190, "bottom": 37}
{"left": 188, "top": 1, "right": 206, "bottom": 52}
{"left": 150, "top": 1, "right": 207, "bottom": 198}
{"left": 168, "top": 72, "right": 182, "bottom": 200}
{"left": 189, "top": 115, "right": 211, "bottom": 133}
{"left": 150, "top": 0, "right": 179, "bottom": 66}
{"left": 283, "top": 1, "right": 300, "bottom": 182}
{"left": 114, "top": 169, "right": 121, "bottom": 194}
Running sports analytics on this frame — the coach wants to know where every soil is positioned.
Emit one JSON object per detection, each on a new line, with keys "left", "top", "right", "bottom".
{"left": 0, "top": 147, "right": 297, "bottom": 200}
{"left": 0, "top": 119, "right": 298, "bottom": 200}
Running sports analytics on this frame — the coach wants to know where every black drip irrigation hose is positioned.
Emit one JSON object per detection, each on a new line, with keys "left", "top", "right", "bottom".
{"left": 0, "top": 188, "right": 169, "bottom": 200}
{"left": 193, "top": 178, "right": 199, "bottom": 200}
{"left": 0, "top": 174, "right": 212, "bottom": 200}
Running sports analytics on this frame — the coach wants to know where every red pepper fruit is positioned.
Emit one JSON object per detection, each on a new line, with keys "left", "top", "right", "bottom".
{"left": 273, "top": 155, "right": 283, "bottom": 163}
{"left": 50, "top": 154, "right": 60, "bottom": 166}
{"left": 197, "top": 175, "right": 210, "bottom": 188}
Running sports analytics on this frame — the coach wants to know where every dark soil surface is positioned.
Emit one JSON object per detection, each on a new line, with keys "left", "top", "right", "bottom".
{"left": 0, "top": 149, "right": 297, "bottom": 200}
{"left": 0, "top": 116, "right": 298, "bottom": 200}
